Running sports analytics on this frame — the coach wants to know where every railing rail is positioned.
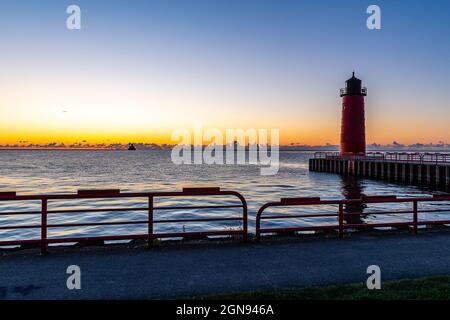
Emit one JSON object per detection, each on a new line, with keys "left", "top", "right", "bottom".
{"left": 256, "top": 195, "right": 450, "bottom": 241}
{"left": 0, "top": 187, "right": 248, "bottom": 254}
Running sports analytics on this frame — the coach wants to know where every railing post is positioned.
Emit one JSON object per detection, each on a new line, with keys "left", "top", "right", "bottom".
{"left": 255, "top": 209, "right": 262, "bottom": 242}
{"left": 242, "top": 204, "right": 248, "bottom": 243}
{"left": 413, "top": 200, "right": 418, "bottom": 235}
{"left": 338, "top": 203, "right": 344, "bottom": 239}
{"left": 148, "top": 196, "right": 154, "bottom": 248}
{"left": 41, "top": 198, "right": 48, "bottom": 255}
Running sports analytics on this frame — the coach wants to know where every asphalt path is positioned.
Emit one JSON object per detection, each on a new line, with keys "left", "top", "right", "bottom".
{"left": 1, "top": 232, "right": 450, "bottom": 299}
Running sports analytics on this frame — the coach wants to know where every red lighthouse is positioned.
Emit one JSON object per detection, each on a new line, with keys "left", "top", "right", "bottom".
{"left": 340, "top": 72, "right": 367, "bottom": 156}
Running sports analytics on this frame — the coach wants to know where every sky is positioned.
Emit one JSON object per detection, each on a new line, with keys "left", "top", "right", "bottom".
{"left": 0, "top": 0, "right": 449, "bottom": 146}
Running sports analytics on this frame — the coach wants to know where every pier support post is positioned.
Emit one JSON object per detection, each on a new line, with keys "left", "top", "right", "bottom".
{"left": 408, "top": 164, "right": 414, "bottom": 184}
{"left": 437, "top": 166, "right": 442, "bottom": 187}
{"left": 418, "top": 165, "right": 423, "bottom": 185}
{"left": 429, "top": 165, "right": 433, "bottom": 185}
{"left": 349, "top": 160, "right": 355, "bottom": 175}
{"left": 394, "top": 163, "right": 399, "bottom": 181}
{"left": 447, "top": 166, "right": 450, "bottom": 187}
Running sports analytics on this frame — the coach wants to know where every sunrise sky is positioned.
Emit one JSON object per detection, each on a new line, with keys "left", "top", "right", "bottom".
{"left": 1, "top": 0, "right": 449, "bottom": 146}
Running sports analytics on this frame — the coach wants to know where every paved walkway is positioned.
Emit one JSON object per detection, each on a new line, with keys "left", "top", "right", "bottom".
{"left": 1, "top": 232, "right": 450, "bottom": 299}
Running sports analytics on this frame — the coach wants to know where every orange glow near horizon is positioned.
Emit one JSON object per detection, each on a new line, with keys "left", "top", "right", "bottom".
{"left": 2, "top": 102, "right": 450, "bottom": 146}
{"left": 2, "top": 120, "right": 450, "bottom": 146}
{"left": 2, "top": 69, "right": 450, "bottom": 147}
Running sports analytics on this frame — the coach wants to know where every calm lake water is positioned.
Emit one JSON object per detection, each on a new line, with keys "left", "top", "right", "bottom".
{"left": 0, "top": 150, "right": 448, "bottom": 242}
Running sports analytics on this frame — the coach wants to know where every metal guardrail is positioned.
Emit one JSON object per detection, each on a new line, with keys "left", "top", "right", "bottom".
{"left": 314, "top": 152, "right": 450, "bottom": 164}
{"left": 3, "top": 187, "right": 450, "bottom": 252}
{"left": 256, "top": 195, "right": 450, "bottom": 241}
{"left": 0, "top": 187, "right": 248, "bottom": 254}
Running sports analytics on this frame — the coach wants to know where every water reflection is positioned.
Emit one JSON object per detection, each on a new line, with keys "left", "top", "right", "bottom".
{"left": 0, "top": 151, "right": 435, "bottom": 241}
{"left": 340, "top": 175, "right": 367, "bottom": 224}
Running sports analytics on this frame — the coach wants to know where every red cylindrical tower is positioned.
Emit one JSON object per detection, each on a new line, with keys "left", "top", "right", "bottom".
{"left": 340, "top": 72, "right": 367, "bottom": 156}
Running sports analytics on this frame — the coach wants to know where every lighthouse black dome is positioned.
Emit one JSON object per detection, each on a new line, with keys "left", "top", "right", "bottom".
{"left": 340, "top": 72, "right": 367, "bottom": 97}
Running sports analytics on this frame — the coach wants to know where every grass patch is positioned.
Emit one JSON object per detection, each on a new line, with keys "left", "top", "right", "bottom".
{"left": 204, "top": 276, "right": 450, "bottom": 300}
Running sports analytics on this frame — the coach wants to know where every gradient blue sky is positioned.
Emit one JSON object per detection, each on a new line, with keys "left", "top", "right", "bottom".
{"left": 0, "top": 0, "right": 449, "bottom": 145}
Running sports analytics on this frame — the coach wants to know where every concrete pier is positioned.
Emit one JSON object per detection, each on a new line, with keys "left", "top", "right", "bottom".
{"left": 309, "top": 153, "right": 450, "bottom": 189}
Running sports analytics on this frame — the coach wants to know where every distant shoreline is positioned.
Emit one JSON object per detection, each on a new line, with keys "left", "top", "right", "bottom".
{"left": 2, "top": 148, "right": 450, "bottom": 153}
{"left": 0, "top": 147, "right": 118, "bottom": 151}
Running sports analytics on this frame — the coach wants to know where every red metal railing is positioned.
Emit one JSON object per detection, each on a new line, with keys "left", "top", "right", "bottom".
{"left": 256, "top": 195, "right": 450, "bottom": 241}
{"left": 0, "top": 187, "right": 247, "bottom": 254}
{"left": 315, "top": 152, "right": 450, "bottom": 164}
{"left": 4, "top": 188, "right": 450, "bottom": 251}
